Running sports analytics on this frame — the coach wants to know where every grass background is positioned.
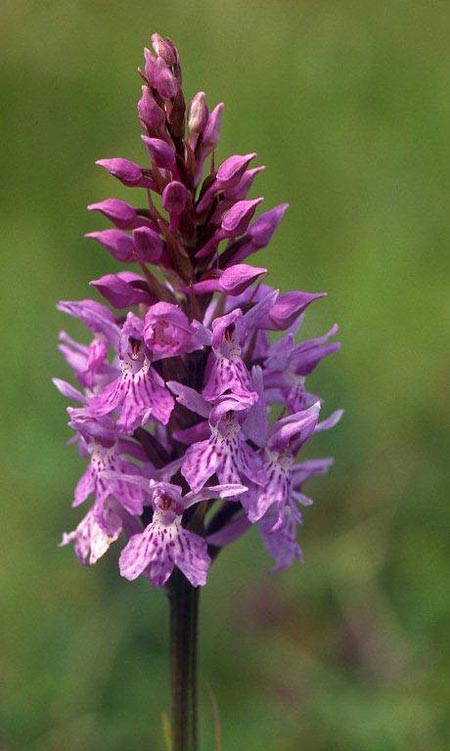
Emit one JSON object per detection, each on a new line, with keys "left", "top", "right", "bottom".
{"left": 1, "top": 1, "right": 449, "bottom": 749}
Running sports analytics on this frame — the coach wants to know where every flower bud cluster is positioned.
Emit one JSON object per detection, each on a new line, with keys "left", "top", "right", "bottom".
{"left": 55, "top": 34, "right": 341, "bottom": 588}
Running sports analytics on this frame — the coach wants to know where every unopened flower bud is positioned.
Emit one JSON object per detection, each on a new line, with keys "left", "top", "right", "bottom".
{"left": 216, "top": 153, "right": 256, "bottom": 188}
{"left": 85, "top": 229, "right": 135, "bottom": 262}
{"left": 151, "top": 33, "right": 178, "bottom": 67}
{"left": 229, "top": 202, "right": 288, "bottom": 264}
{"left": 188, "top": 92, "right": 209, "bottom": 134}
{"left": 154, "top": 57, "right": 178, "bottom": 100}
{"left": 96, "top": 158, "right": 141, "bottom": 183}
{"left": 221, "top": 198, "right": 263, "bottom": 237}
{"left": 132, "top": 226, "right": 165, "bottom": 264}
{"left": 162, "top": 181, "right": 190, "bottom": 215}
{"left": 96, "top": 158, "right": 155, "bottom": 189}
{"left": 266, "top": 291, "right": 327, "bottom": 331}
{"left": 87, "top": 199, "right": 138, "bottom": 230}
{"left": 90, "top": 271, "right": 154, "bottom": 308}
{"left": 187, "top": 264, "right": 267, "bottom": 296}
{"left": 141, "top": 136, "right": 176, "bottom": 169}
{"left": 202, "top": 103, "right": 224, "bottom": 150}
{"left": 225, "top": 166, "right": 265, "bottom": 201}
{"left": 144, "top": 47, "right": 157, "bottom": 85}
{"left": 247, "top": 203, "right": 289, "bottom": 248}
{"left": 137, "top": 86, "right": 165, "bottom": 132}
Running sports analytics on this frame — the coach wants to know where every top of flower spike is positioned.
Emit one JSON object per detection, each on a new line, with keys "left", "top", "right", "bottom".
{"left": 88, "top": 32, "right": 292, "bottom": 299}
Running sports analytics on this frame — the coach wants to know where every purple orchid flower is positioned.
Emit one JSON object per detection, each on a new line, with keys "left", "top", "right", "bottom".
{"left": 263, "top": 324, "right": 341, "bottom": 411}
{"left": 143, "top": 302, "right": 210, "bottom": 360}
{"left": 72, "top": 439, "right": 147, "bottom": 516}
{"left": 240, "top": 403, "right": 322, "bottom": 525}
{"left": 89, "top": 351, "right": 174, "bottom": 432}
{"left": 56, "top": 331, "right": 116, "bottom": 391}
{"left": 60, "top": 497, "right": 138, "bottom": 567}
{"left": 170, "top": 389, "right": 264, "bottom": 491}
{"left": 201, "top": 291, "right": 278, "bottom": 403}
{"left": 89, "top": 313, "right": 175, "bottom": 432}
{"left": 118, "top": 480, "right": 246, "bottom": 586}
{"left": 257, "top": 457, "right": 335, "bottom": 571}
{"left": 202, "top": 309, "right": 256, "bottom": 403}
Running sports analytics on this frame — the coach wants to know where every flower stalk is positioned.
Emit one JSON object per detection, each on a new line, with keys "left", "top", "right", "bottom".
{"left": 167, "top": 570, "right": 199, "bottom": 751}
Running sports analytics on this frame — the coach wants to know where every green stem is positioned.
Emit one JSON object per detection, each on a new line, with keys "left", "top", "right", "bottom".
{"left": 167, "top": 569, "right": 199, "bottom": 751}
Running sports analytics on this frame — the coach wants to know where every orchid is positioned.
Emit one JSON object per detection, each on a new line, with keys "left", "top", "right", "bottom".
{"left": 54, "top": 32, "right": 341, "bottom": 751}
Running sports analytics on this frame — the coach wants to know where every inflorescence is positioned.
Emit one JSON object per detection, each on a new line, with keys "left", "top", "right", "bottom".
{"left": 54, "top": 33, "right": 341, "bottom": 588}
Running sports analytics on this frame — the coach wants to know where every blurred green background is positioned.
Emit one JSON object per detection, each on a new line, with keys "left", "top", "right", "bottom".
{"left": 1, "top": 1, "right": 449, "bottom": 749}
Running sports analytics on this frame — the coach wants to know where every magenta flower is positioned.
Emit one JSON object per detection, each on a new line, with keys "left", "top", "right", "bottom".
{"left": 202, "top": 309, "right": 257, "bottom": 402}
{"left": 119, "top": 480, "right": 246, "bottom": 586}
{"left": 143, "top": 302, "right": 210, "bottom": 360}
{"left": 88, "top": 313, "right": 175, "bottom": 432}
{"left": 240, "top": 403, "right": 322, "bottom": 524}
{"left": 72, "top": 440, "right": 146, "bottom": 516}
{"left": 181, "top": 396, "right": 265, "bottom": 491}
{"left": 60, "top": 496, "right": 138, "bottom": 567}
